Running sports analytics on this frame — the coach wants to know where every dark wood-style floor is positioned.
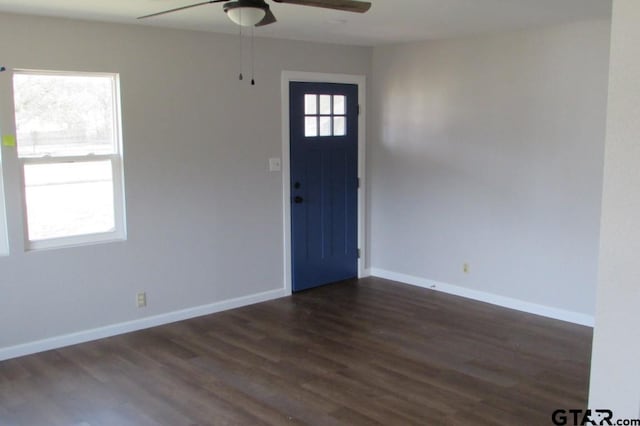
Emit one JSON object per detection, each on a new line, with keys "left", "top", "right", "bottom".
{"left": 0, "top": 277, "right": 592, "bottom": 425}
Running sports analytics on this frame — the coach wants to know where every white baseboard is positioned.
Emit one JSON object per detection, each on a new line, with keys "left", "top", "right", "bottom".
{"left": 1, "top": 271, "right": 594, "bottom": 361}
{"left": 0, "top": 288, "right": 288, "bottom": 362}
{"left": 370, "top": 268, "right": 594, "bottom": 327}
{"left": 361, "top": 268, "right": 372, "bottom": 278}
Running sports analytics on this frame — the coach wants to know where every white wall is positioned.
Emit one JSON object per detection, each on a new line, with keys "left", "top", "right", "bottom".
{"left": 369, "top": 21, "right": 611, "bottom": 317}
{"left": 589, "top": 0, "right": 640, "bottom": 415}
{"left": 0, "top": 12, "right": 370, "bottom": 354}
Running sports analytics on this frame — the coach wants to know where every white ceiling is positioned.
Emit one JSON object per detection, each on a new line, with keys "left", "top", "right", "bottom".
{"left": 0, "top": 0, "right": 611, "bottom": 46}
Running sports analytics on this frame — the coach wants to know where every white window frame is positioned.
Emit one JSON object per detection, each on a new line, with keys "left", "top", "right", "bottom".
{"left": 14, "top": 70, "right": 126, "bottom": 251}
{"left": 0, "top": 146, "right": 8, "bottom": 256}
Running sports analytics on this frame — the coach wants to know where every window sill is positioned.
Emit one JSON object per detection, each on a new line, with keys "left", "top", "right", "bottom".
{"left": 26, "top": 231, "right": 127, "bottom": 252}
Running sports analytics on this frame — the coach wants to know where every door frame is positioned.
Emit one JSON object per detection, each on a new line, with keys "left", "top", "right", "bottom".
{"left": 281, "top": 71, "right": 367, "bottom": 295}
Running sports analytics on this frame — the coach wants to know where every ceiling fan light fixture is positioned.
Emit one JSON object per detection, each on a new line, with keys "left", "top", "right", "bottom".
{"left": 224, "top": 1, "right": 267, "bottom": 27}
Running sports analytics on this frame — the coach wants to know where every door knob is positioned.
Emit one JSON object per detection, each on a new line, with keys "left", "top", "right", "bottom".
{"left": 294, "top": 196, "right": 304, "bottom": 204}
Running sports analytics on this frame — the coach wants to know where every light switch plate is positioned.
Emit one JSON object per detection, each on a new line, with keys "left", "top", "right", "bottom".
{"left": 269, "top": 158, "right": 281, "bottom": 172}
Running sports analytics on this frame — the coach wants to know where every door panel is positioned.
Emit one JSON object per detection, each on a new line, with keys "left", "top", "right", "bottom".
{"left": 290, "top": 82, "right": 358, "bottom": 292}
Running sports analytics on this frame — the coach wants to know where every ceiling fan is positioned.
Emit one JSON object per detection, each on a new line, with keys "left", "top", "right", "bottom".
{"left": 138, "top": 0, "right": 372, "bottom": 27}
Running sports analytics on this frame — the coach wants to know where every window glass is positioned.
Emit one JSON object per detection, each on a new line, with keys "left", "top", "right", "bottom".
{"left": 333, "top": 95, "right": 346, "bottom": 115}
{"left": 13, "top": 74, "right": 117, "bottom": 158}
{"left": 13, "top": 71, "right": 125, "bottom": 249}
{"left": 24, "top": 161, "right": 115, "bottom": 241}
{"left": 304, "top": 94, "right": 317, "bottom": 115}
{"left": 319, "top": 117, "right": 332, "bottom": 136}
{"left": 304, "top": 93, "right": 347, "bottom": 138}
{"left": 305, "top": 117, "right": 318, "bottom": 137}
{"left": 319, "top": 95, "right": 332, "bottom": 115}
{"left": 333, "top": 117, "right": 346, "bottom": 136}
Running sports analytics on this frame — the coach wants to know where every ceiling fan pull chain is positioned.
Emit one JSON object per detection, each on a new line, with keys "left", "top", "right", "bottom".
{"left": 251, "top": 25, "right": 255, "bottom": 86}
{"left": 137, "top": 1, "right": 373, "bottom": 84}
{"left": 238, "top": 8, "right": 243, "bottom": 81}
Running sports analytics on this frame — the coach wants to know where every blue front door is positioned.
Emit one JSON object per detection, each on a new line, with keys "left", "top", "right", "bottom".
{"left": 290, "top": 82, "right": 358, "bottom": 292}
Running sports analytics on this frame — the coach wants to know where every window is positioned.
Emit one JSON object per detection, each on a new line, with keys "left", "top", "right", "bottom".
{"left": 13, "top": 71, "right": 126, "bottom": 250}
{"left": 304, "top": 94, "right": 347, "bottom": 137}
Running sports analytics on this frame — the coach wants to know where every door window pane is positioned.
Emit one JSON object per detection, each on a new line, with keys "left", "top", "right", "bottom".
{"left": 304, "top": 93, "right": 348, "bottom": 138}
{"left": 319, "top": 95, "right": 332, "bottom": 115}
{"left": 333, "top": 117, "right": 346, "bottom": 136}
{"left": 319, "top": 117, "right": 332, "bottom": 136}
{"left": 24, "top": 161, "right": 115, "bottom": 241}
{"left": 304, "top": 94, "right": 317, "bottom": 115}
{"left": 333, "top": 96, "right": 346, "bottom": 115}
{"left": 305, "top": 117, "right": 318, "bottom": 137}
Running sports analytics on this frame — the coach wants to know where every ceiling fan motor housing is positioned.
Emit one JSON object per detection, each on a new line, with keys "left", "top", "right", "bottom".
{"left": 224, "top": 0, "right": 269, "bottom": 26}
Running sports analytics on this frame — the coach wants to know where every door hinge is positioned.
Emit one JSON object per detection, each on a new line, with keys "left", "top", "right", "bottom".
{"left": 358, "top": 104, "right": 361, "bottom": 115}
{"left": 358, "top": 248, "right": 361, "bottom": 259}
{"left": 357, "top": 177, "right": 360, "bottom": 189}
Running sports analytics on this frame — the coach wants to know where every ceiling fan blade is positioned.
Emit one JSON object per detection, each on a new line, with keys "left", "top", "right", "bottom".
{"left": 137, "top": 0, "right": 229, "bottom": 19}
{"left": 272, "top": 0, "right": 371, "bottom": 13}
{"left": 256, "top": 7, "right": 277, "bottom": 26}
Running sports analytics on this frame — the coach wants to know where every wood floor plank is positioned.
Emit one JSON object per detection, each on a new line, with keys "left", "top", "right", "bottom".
{"left": 0, "top": 277, "right": 592, "bottom": 425}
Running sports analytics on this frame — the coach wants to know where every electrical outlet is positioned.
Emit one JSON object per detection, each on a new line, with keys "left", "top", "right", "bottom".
{"left": 137, "top": 292, "right": 147, "bottom": 308}
{"left": 463, "top": 263, "right": 470, "bottom": 274}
